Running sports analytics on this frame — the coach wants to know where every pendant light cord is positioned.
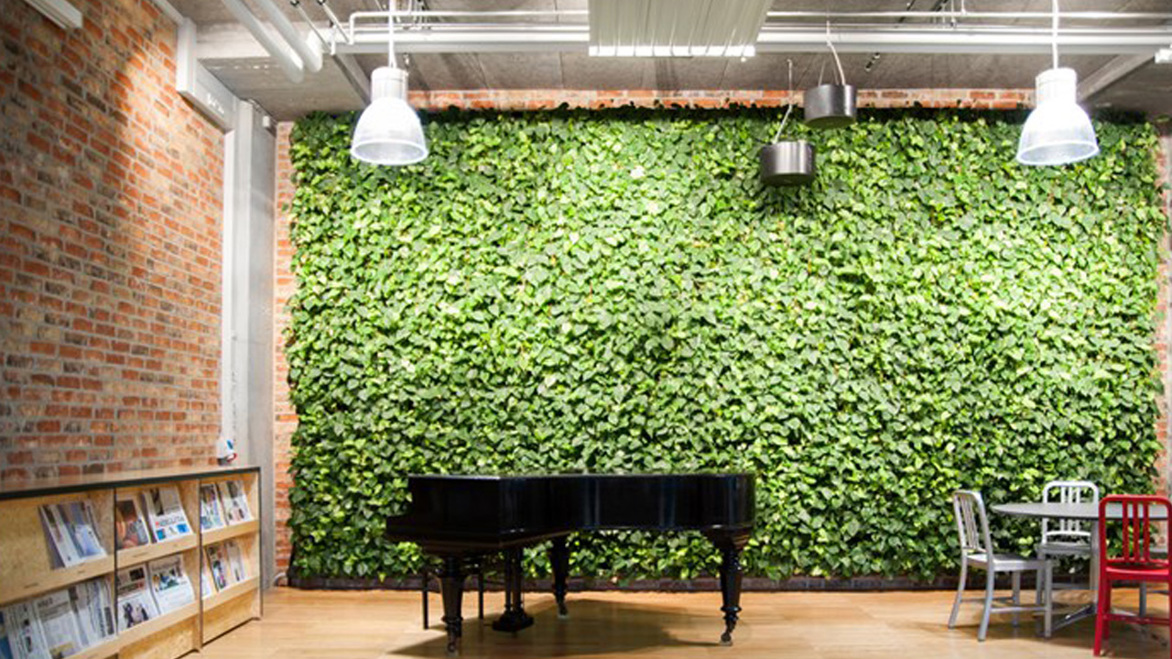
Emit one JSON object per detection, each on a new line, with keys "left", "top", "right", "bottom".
{"left": 1051, "top": 0, "right": 1059, "bottom": 69}
{"left": 826, "top": 21, "right": 846, "bottom": 85}
{"left": 772, "top": 59, "right": 795, "bottom": 142}
{"left": 387, "top": 2, "right": 397, "bottom": 69}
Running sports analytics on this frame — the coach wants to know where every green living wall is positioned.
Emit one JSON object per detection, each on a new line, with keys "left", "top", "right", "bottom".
{"left": 285, "top": 106, "right": 1166, "bottom": 582}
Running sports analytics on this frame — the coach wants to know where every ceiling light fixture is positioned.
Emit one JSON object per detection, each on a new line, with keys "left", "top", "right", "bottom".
{"left": 1015, "top": 0, "right": 1098, "bottom": 167}
{"left": 804, "top": 23, "right": 856, "bottom": 130}
{"left": 350, "top": 9, "right": 427, "bottom": 166}
{"left": 760, "top": 59, "right": 815, "bottom": 187}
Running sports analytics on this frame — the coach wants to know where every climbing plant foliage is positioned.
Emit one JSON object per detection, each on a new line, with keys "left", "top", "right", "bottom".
{"left": 285, "top": 106, "right": 1165, "bottom": 582}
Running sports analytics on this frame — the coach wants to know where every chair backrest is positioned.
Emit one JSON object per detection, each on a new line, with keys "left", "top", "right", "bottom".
{"left": 1041, "top": 480, "right": 1099, "bottom": 544}
{"left": 1098, "top": 494, "right": 1172, "bottom": 569}
{"left": 953, "top": 490, "right": 992, "bottom": 557}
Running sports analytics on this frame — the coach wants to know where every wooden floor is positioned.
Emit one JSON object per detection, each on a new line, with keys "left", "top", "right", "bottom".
{"left": 199, "top": 587, "right": 1170, "bottom": 659}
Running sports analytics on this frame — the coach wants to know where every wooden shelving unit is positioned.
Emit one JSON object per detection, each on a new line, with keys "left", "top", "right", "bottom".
{"left": 0, "top": 465, "right": 262, "bottom": 659}
{"left": 197, "top": 472, "right": 261, "bottom": 645}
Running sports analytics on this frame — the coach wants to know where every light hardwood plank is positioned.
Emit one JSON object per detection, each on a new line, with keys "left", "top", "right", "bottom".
{"left": 196, "top": 586, "right": 1169, "bottom": 659}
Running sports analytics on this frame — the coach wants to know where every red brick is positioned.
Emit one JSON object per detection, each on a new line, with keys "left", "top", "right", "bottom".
{"left": 2, "top": 0, "right": 222, "bottom": 482}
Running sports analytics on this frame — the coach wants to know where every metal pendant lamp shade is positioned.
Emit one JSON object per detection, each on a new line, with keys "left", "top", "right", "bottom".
{"left": 351, "top": 67, "right": 428, "bottom": 166}
{"left": 1015, "top": 67, "right": 1098, "bottom": 167}
{"left": 804, "top": 26, "right": 856, "bottom": 130}
{"left": 759, "top": 141, "right": 815, "bottom": 186}
{"left": 804, "top": 83, "right": 856, "bottom": 129}
{"left": 760, "top": 59, "right": 815, "bottom": 187}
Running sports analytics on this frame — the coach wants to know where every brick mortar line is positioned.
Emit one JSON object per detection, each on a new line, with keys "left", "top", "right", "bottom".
{"left": 0, "top": 269, "right": 222, "bottom": 334}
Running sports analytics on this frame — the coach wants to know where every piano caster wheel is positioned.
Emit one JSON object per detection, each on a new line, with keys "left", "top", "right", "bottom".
{"left": 720, "top": 632, "right": 733, "bottom": 647}
{"left": 445, "top": 642, "right": 459, "bottom": 657}
{"left": 557, "top": 612, "right": 570, "bottom": 620}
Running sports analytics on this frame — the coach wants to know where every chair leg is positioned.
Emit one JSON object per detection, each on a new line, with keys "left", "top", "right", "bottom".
{"left": 1034, "top": 550, "right": 1045, "bottom": 609}
{"left": 1094, "top": 579, "right": 1110, "bottom": 655}
{"left": 978, "top": 569, "right": 994, "bottom": 642}
{"left": 948, "top": 561, "right": 968, "bottom": 629}
{"left": 1139, "top": 582, "right": 1147, "bottom": 617}
{"left": 1043, "top": 561, "right": 1052, "bottom": 639}
{"left": 1011, "top": 571, "right": 1021, "bottom": 628}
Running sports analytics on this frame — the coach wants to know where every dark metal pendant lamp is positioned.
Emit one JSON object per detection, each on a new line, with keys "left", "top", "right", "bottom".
{"left": 804, "top": 23, "right": 856, "bottom": 129}
{"left": 760, "top": 59, "right": 816, "bottom": 186}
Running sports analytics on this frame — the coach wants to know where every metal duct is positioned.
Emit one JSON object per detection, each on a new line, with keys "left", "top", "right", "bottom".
{"left": 588, "top": 0, "right": 772, "bottom": 57}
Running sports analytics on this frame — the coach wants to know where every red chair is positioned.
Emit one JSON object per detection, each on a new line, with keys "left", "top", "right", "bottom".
{"left": 1094, "top": 494, "right": 1172, "bottom": 657}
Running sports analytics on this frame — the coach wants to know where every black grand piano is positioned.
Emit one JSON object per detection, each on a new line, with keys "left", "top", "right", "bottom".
{"left": 386, "top": 473, "right": 755, "bottom": 654}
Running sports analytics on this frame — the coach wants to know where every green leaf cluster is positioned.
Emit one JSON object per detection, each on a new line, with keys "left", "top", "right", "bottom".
{"left": 284, "top": 106, "right": 1165, "bottom": 582}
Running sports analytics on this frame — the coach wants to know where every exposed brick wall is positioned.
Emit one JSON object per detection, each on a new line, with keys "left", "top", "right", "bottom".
{"left": 406, "top": 88, "right": 1034, "bottom": 112}
{"left": 273, "top": 122, "right": 296, "bottom": 572}
{"left": 271, "top": 87, "right": 1166, "bottom": 572}
{"left": 0, "top": 0, "right": 224, "bottom": 480}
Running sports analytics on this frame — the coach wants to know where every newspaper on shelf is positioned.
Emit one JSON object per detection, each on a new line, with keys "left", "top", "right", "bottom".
{"left": 0, "top": 609, "right": 15, "bottom": 659}
{"left": 147, "top": 556, "right": 195, "bottom": 614}
{"left": 198, "top": 484, "right": 226, "bottom": 531}
{"left": 66, "top": 579, "right": 114, "bottom": 649}
{"left": 142, "top": 487, "right": 192, "bottom": 543}
{"left": 58, "top": 502, "right": 104, "bottom": 562}
{"left": 114, "top": 566, "right": 160, "bottom": 632}
{"left": 113, "top": 496, "right": 151, "bottom": 549}
{"left": 225, "top": 541, "right": 248, "bottom": 584}
{"left": 215, "top": 481, "right": 252, "bottom": 525}
{"left": 4, "top": 601, "right": 49, "bottom": 659}
{"left": 32, "top": 590, "right": 82, "bottom": 659}
{"left": 204, "top": 543, "right": 229, "bottom": 592}
{"left": 38, "top": 506, "right": 81, "bottom": 568}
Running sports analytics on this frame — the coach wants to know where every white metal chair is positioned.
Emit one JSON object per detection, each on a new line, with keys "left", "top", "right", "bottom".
{"left": 1037, "top": 480, "right": 1099, "bottom": 562}
{"left": 949, "top": 490, "right": 1053, "bottom": 641}
{"left": 1035, "top": 480, "right": 1099, "bottom": 603}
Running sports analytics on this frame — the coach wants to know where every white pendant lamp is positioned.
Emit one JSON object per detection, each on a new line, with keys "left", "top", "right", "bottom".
{"left": 350, "top": 11, "right": 427, "bottom": 166}
{"left": 1015, "top": 0, "right": 1098, "bottom": 167}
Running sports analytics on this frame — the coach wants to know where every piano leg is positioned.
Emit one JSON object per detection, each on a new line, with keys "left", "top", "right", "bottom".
{"left": 705, "top": 530, "right": 749, "bottom": 646}
{"left": 550, "top": 536, "right": 570, "bottom": 618}
{"left": 491, "top": 548, "right": 534, "bottom": 633}
{"left": 438, "top": 556, "right": 466, "bottom": 656}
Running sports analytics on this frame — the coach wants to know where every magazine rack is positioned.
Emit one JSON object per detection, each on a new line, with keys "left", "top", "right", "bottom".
{"left": 0, "top": 465, "right": 262, "bottom": 659}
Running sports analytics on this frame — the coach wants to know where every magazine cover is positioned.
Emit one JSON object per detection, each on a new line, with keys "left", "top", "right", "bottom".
{"left": 198, "top": 485, "right": 225, "bottom": 531}
{"left": 5, "top": 602, "right": 49, "bottom": 659}
{"left": 114, "top": 567, "right": 160, "bottom": 632}
{"left": 199, "top": 562, "right": 214, "bottom": 599}
{"left": 67, "top": 580, "right": 114, "bottom": 649}
{"left": 204, "top": 544, "right": 229, "bottom": 591}
{"left": 143, "top": 487, "right": 192, "bottom": 542}
{"left": 113, "top": 497, "right": 151, "bottom": 550}
{"left": 225, "top": 541, "right": 248, "bottom": 583}
{"left": 32, "top": 591, "right": 81, "bottom": 659}
{"left": 59, "top": 503, "right": 105, "bottom": 561}
{"left": 0, "top": 610, "right": 16, "bottom": 659}
{"left": 216, "top": 481, "right": 252, "bottom": 524}
{"left": 147, "top": 557, "right": 194, "bottom": 613}
{"left": 37, "top": 506, "right": 80, "bottom": 568}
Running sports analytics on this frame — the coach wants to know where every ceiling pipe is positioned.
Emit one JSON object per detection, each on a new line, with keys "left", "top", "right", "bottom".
{"left": 335, "top": 25, "right": 1172, "bottom": 56}
{"left": 250, "top": 0, "right": 323, "bottom": 73}
{"left": 220, "top": 0, "right": 305, "bottom": 83}
{"left": 346, "top": 9, "right": 1172, "bottom": 22}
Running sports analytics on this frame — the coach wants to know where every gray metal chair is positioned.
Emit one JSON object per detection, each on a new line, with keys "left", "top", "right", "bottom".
{"left": 949, "top": 490, "right": 1053, "bottom": 641}
{"left": 1140, "top": 547, "right": 1169, "bottom": 616}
